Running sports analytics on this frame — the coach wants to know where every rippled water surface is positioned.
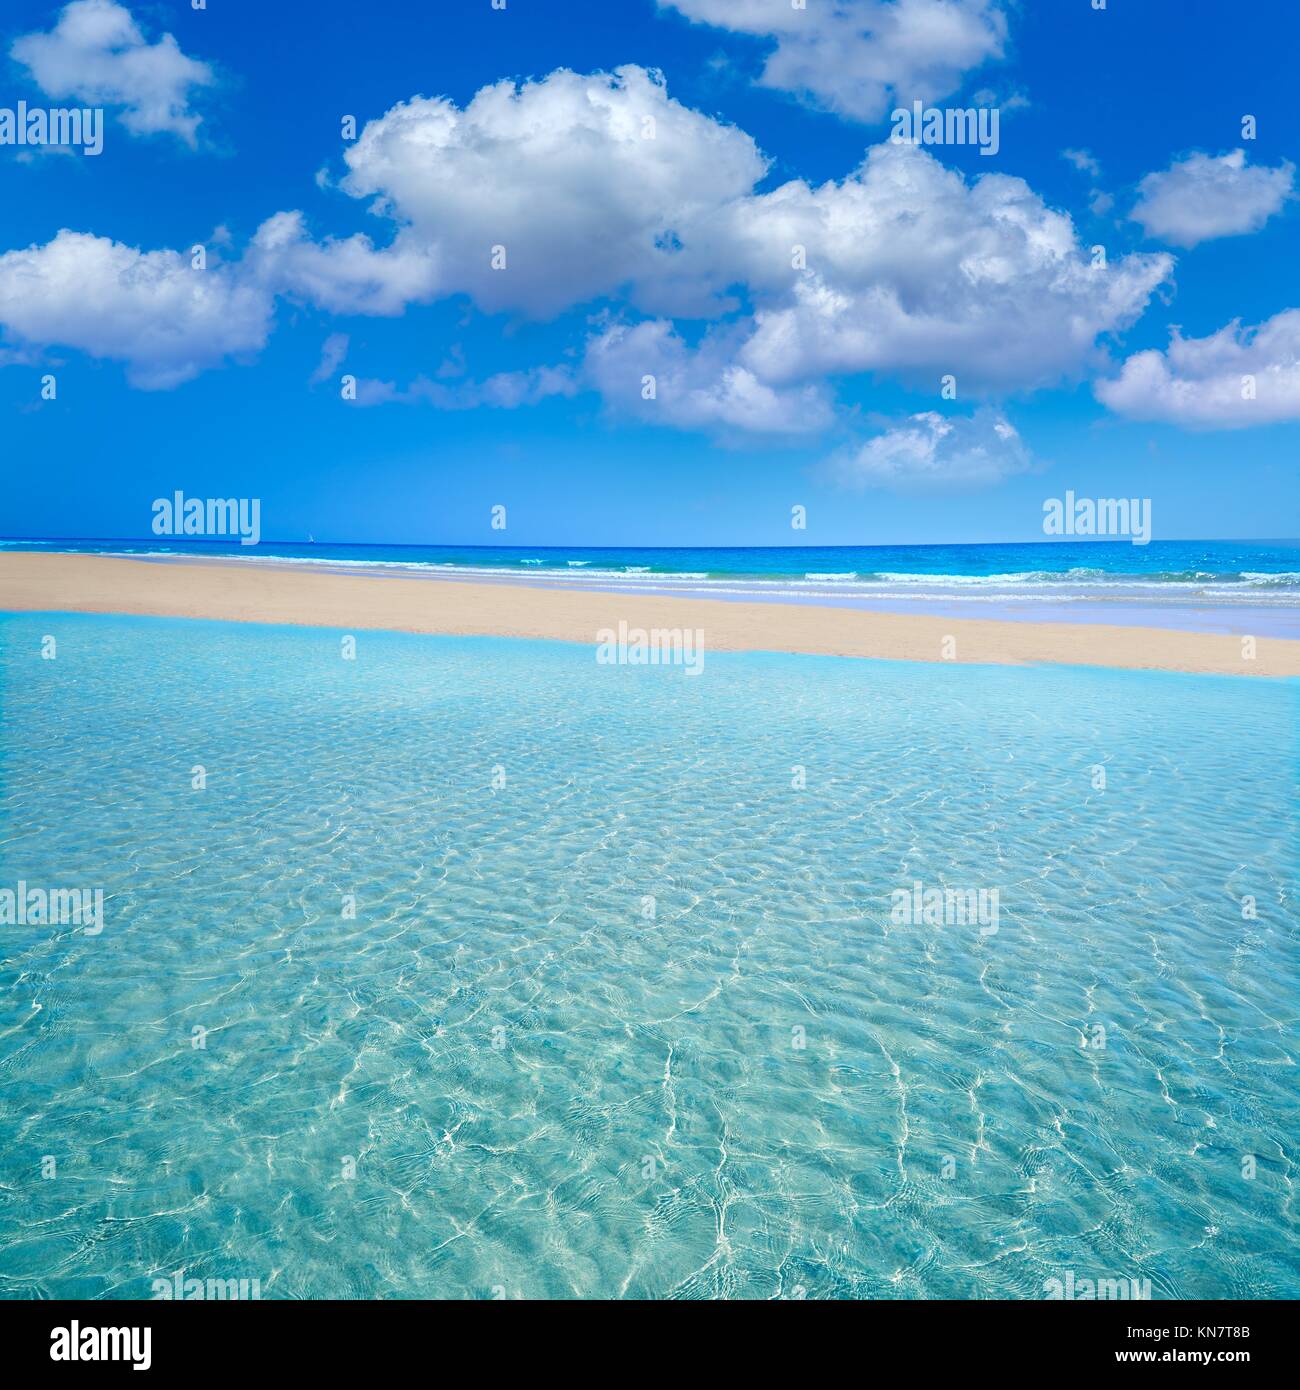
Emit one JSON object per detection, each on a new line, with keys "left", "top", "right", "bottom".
{"left": 0, "top": 614, "right": 1296, "bottom": 1299}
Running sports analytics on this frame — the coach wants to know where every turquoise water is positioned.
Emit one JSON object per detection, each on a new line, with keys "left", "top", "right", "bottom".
{"left": 0, "top": 613, "right": 1296, "bottom": 1299}
{"left": 6, "top": 536, "right": 1299, "bottom": 588}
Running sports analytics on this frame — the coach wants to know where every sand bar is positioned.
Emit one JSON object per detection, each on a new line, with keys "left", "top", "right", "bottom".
{"left": 1, "top": 551, "right": 1297, "bottom": 676}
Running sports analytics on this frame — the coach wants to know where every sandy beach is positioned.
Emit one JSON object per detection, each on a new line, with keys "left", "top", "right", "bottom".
{"left": 2, "top": 551, "right": 1297, "bottom": 676}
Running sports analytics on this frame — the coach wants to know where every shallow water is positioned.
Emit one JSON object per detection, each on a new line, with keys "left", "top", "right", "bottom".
{"left": 0, "top": 614, "right": 1296, "bottom": 1299}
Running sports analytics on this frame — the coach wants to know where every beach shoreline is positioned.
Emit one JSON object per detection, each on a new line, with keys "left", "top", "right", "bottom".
{"left": 102, "top": 550, "right": 1300, "bottom": 638}
{"left": 2, "top": 550, "right": 1297, "bottom": 676}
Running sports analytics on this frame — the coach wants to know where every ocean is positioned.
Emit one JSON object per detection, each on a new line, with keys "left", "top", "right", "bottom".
{"left": 0, "top": 612, "right": 1295, "bottom": 1298}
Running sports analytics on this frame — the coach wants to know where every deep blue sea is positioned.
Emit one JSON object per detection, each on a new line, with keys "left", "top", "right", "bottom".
{"left": 0, "top": 613, "right": 1296, "bottom": 1299}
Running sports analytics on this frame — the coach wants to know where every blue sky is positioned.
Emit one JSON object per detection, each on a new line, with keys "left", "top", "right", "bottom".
{"left": 1, "top": 0, "right": 1297, "bottom": 546}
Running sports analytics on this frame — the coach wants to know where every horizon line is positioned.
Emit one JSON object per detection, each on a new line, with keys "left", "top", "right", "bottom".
{"left": 3, "top": 535, "right": 1298, "bottom": 551}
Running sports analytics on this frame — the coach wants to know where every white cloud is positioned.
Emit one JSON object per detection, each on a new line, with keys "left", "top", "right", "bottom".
{"left": 1096, "top": 311, "right": 1300, "bottom": 428}
{"left": 0, "top": 212, "right": 433, "bottom": 392}
{"left": 583, "top": 317, "right": 833, "bottom": 434}
{"left": 723, "top": 142, "right": 1172, "bottom": 391}
{"left": 327, "top": 90, "right": 1173, "bottom": 394}
{"left": 972, "top": 85, "right": 1028, "bottom": 115}
{"left": 343, "top": 318, "right": 834, "bottom": 435}
{"left": 1062, "top": 148, "right": 1101, "bottom": 178}
{"left": 336, "top": 65, "right": 766, "bottom": 318}
{"left": 0, "top": 65, "right": 1174, "bottom": 420}
{"left": 821, "top": 409, "right": 1031, "bottom": 490}
{"left": 248, "top": 211, "right": 439, "bottom": 316}
{"left": 1131, "top": 150, "right": 1294, "bottom": 248}
{"left": 353, "top": 365, "right": 579, "bottom": 410}
{"left": 11, "top": 0, "right": 215, "bottom": 145}
{"left": 309, "top": 332, "right": 349, "bottom": 386}
{"left": 661, "top": 0, "right": 1008, "bottom": 122}
{"left": 239, "top": 71, "right": 1172, "bottom": 414}
{"left": 0, "top": 230, "right": 272, "bottom": 388}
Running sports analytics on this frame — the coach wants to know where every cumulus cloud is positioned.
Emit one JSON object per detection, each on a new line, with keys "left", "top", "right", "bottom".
{"left": 723, "top": 142, "right": 1172, "bottom": 391}
{"left": 0, "top": 65, "right": 1174, "bottom": 420}
{"left": 1096, "top": 311, "right": 1300, "bottom": 428}
{"left": 322, "top": 80, "right": 1173, "bottom": 393}
{"left": 0, "top": 211, "right": 437, "bottom": 392}
{"left": 11, "top": 0, "right": 216, "bottom": 145}
{"left": 0, "top": 230, "right": 272, "bottom": 388}
{"left": 248, "top": 211, "right": 439, "bottom": 316}
{"left": 336, "top": 65, "right": 766, "bottom": 318}
{"left": 821, "top": 408, "right": 1031, "bottom": 490}
{"left": 660, "top": 0, "right": 1008, "bottom": 122}
{"left": 1131, "top": 150, "right": 1294, "bottom": 248}
{"left": 584, "top": 318, "right": 833, "bottom": 434}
